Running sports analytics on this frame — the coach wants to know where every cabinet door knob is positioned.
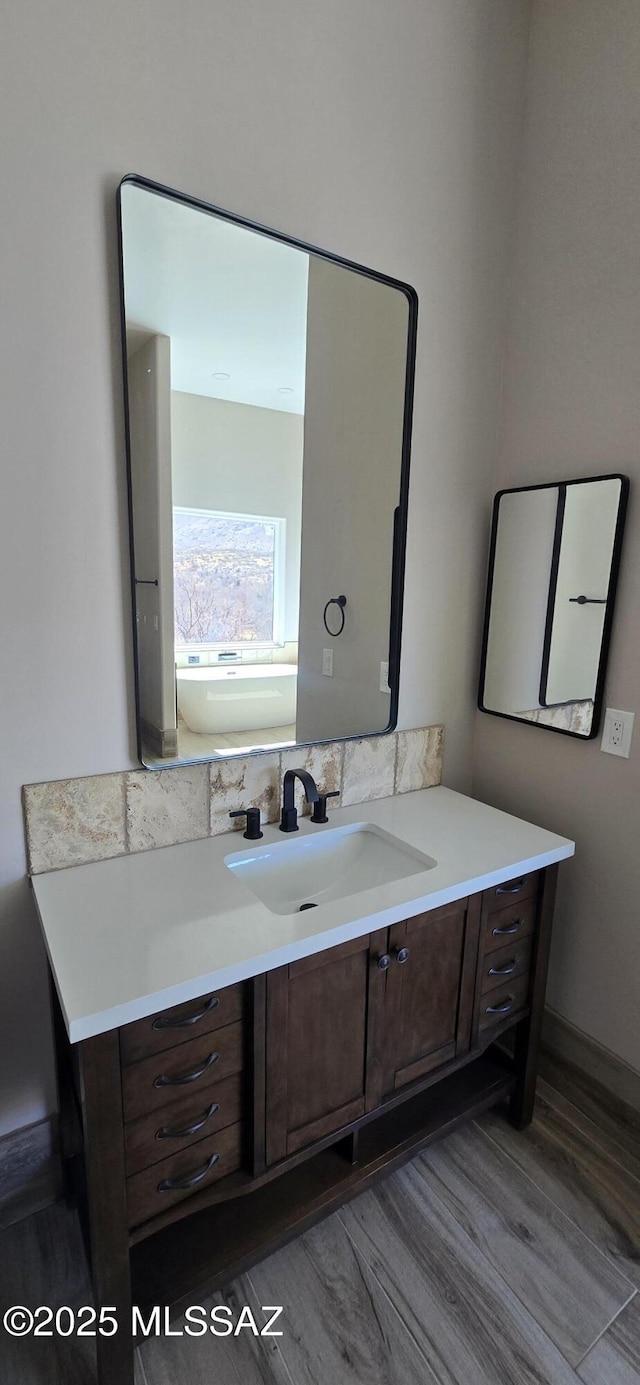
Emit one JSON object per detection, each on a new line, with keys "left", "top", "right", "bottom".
{"left": 394, "top": 947, "right": 410, "bottom": 965}
{"left": 377, "top": 954, "right": 391, "bottom": 971}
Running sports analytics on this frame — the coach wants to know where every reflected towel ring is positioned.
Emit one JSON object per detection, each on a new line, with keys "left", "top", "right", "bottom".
{"left": 323, "top": 595, "right": 347, "bottom": 637}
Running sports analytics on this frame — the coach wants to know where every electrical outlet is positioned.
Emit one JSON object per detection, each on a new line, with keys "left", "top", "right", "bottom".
{"left": 601, "top": 707, "right": 635, "bottom": 758}
{"left": 380, "top": 661, "right": 390, "bottom": 693}
{"left": 322, "top": 648, "right": 333, "bottom": 677}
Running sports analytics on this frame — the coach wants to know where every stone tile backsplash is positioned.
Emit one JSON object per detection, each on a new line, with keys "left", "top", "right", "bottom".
{"left": 23, "top": 774, "right": 127, "bottom": 875}
{"left": 395, "top": 725, "right": 444, "bottom": 795}
{"left": 126, "top": 764, "right": 210, "bottom": 853}
{"left": 342, "top": 735, "right": 396, "bottom": 806}
{"left": 23, "top": 725, "right": 443, "bottom": 874}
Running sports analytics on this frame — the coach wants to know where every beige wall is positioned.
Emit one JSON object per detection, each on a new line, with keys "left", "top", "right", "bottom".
{"left": 0, "top": 0, "right": 531, "bottom": 1136}
{"left": 473, "top": 0, "right": 640, "bottom": 1073}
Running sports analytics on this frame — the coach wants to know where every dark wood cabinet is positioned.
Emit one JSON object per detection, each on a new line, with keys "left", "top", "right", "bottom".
{"left": 265, "top": 933, "right": 386, "bottom": 1163}
{"left": 383, "top": 897, "right": 480, "bottom": 1095}
{"left": 53, "top": 863, "right": 558, "bottom": 1385}
{"left": 264, "top": 897, "right": 482, "bottom": 1156}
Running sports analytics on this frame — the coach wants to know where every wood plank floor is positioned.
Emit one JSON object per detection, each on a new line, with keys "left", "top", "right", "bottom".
{"left": 0, "top": 1117, "right": 59, "bottom": 1231}
{"left": 1, "top": 1054, "right": 639, "bottom": 1384}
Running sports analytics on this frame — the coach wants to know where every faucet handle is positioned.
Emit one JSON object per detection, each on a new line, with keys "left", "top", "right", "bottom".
{"left": 311, "top": 791, "right": 340, "bottom": 825}
{"left": 229, "top": 807, "right": 263, "bottom": 841}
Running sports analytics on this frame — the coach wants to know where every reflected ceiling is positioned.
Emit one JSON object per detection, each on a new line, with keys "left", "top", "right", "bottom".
{"left": 122, "top": 189, "right": 309, "bottom": 413}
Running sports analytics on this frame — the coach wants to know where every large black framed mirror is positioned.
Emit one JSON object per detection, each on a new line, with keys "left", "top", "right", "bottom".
{"left": 117, "top": 176, "right": 417, "bottom": 767}
{"left": 478, "top": 474, "right": 629, "bottom": 739}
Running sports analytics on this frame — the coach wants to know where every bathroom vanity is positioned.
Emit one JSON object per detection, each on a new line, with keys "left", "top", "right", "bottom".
{"left": 33, "top": 787, "right": 574, "bottom": 1385}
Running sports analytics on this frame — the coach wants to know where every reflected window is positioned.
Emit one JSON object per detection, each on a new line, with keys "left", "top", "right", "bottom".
{"left": 173, "top": 507, "right": 285, "bottom": 648}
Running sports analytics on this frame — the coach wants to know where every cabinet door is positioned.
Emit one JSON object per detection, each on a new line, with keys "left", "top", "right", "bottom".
{"left": 265, "top": 932, "right": 386, "bottom": 1165}
{"left": 383, "top": 897, "right": 480, "bottom": 1094}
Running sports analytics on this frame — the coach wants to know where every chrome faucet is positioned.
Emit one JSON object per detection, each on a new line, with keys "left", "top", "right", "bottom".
{"left": 279, "top": 768, "right": 319, "bottom": 833}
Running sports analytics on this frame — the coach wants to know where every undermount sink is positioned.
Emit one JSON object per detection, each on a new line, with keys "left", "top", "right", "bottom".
{"left": 224, "top": 821, "right": 437, "bottom": 916}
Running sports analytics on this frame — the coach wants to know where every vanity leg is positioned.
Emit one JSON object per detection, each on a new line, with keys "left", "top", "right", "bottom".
{"left": 78, "top": 1032, "right": 134, "bottom": 1385}
{"left": 509, "top": 864, "right": 558, "bottom": 1130}
{"left": 49, "top": 976, "right": 76, "bottom": 1204}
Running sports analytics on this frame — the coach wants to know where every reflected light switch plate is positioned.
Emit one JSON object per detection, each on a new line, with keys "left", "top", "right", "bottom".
{"left": 322, "top": 649, "right": 333, "bottom": 677}
{"left": 601, "top": 707, "right": 634, "bottom": 758}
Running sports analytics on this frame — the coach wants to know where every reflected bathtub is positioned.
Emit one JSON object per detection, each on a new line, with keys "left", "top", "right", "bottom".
{"left": 176, "top": 664, "right": 297, "bottom": 734}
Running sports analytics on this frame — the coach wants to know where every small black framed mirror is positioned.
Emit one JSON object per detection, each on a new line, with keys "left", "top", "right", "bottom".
{"left": 478, "top": 474, "right": 629, "bottom": 739}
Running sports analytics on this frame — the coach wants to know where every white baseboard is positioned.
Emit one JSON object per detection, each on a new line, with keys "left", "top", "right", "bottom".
{"left": 542, "top": 1008, "right": 640, "bottom": 1115}
{"left": 0, "top": 1115, "right": 59, "bottom": 1229}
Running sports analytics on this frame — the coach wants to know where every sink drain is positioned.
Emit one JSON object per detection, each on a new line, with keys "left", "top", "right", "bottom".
{"left": 299, "top": 902, "right": 317, "bottom": 911}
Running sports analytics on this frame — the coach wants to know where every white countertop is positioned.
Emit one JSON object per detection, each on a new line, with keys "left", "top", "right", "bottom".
{"left": 32, "top": 786, "right": 575, "bottom": 1043}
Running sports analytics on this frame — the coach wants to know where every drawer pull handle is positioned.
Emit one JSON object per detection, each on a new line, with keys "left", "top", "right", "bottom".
{"left": 152, "top": 996, "right": 219, "bottom": 1030}
{"left": 395, "top": 947, "right": 410, "bottom": 965}
{"left": 157, "top": 1151, "right": 219, "bottom": 1193}
{"left": 488, "top": 960, "right": 517, "bottom": 977}
{"left": 153, "top": 1052, "right": 219, "bottom": 1088}
{"left": 377, "top": 954, "right": 391, "bottom": 971}
{"left": 156, "top": 1102, "right": 219, "bottom": 1141}
{"left": 486, "top": 996, "right": 515, "bottom": 1015}
{"left": 496, "top": 878, "right": 525, "bottom": 896}
{"left": 492, "top": 918, "right": 523, "bottom": 937}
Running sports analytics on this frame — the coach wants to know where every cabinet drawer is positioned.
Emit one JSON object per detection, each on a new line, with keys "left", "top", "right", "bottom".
{"left": 126, "top": 1121, "right": 242, "bottom": 1226}
{"left": 479, "top": 974, "right": 530, "bottom": 1032}
{"left": 484, "top": 872, "right": 539, "bottom": 918}
{"left": 124, "top": 1072, "right": 243, "bottom": 1176}
{"left": 122, "top": 1021, "right": 244, "bottom": 1122}
{"left": 481, "top": 936, "right": 532, "bottom": 995}
{"left": 483, "top": 897, "right": 536, "bottom": 955}
{"left": 120, "top": 983, "right": 244, "bottom": 1065}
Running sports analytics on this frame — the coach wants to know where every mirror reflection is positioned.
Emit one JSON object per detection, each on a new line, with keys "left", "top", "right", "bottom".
{"left": 119, "top": 179, "right": 415, "bottom": 766}
{"left": 479, "top": 476, "right": 628, "bottom": 738}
